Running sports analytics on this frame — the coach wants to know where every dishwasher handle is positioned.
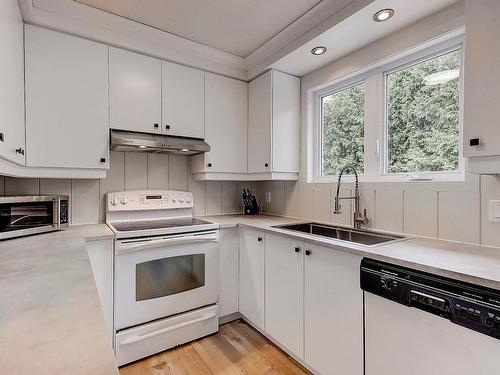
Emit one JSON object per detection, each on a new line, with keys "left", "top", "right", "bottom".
{"left": 116, "top": 232, "right": 218, "bottom": 255}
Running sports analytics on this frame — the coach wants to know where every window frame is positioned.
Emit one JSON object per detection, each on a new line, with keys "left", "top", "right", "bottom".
{"left": 309, "top": 35, "right": 465, "bottom": 183}
{"left": 382, "top": 44, "right": 464, "bottom": 181}
{"left": 318, "top": 79, "right": 367, "bottom": 179}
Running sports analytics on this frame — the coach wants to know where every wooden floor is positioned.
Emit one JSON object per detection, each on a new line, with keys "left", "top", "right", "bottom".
{"left": 119, "top": 319, "right": 310, "bottom": 375}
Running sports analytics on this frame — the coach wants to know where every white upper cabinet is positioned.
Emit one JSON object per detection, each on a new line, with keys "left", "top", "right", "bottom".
{"left": 248, "top": 70, "right": 300, "bottom": 175}
{"left": 0, "top": 0, "right": 25, "bottom": 165}
{"left": 109, "top": 47, "right": 162, "bottom": 134}
{"left": 463, "top": 0, "right": 500, "bottom": 173}
{"left": 25, "top": 25, "right": 109, "bottom": 169}
{"left": 191, "top": 73, "right": 247, "bottom": 174}
{"left": 265, "top": 234, "right": 304, "bottom": 359}
{"left": 162, "top": 61, "right": 204, "bottom": 138}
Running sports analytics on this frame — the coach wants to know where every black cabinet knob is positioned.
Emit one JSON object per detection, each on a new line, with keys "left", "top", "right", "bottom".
{"left": 100, "top": 157, "right": 106, "bottom": 163}
{"left": 153, "top": 123, "right": 159, "bottom": 129}
{"left": 165, "top": 125, "right": 171, "bottom": 130}
{"left": 305, "top": 249, "right": 311, "bottom": 256}
{"left": 469, "top": 138, "right": 480, "bottom": 147}
{"left": 207, "top": 163, "right": 212, "bottom": 168}
{"left": 294, "top": 247, "right": 301, "bottom": 253}
{"left": 258, "top": 237, "right": 263, "bottom": 242}
{"left": 0, "top": 133, "right": 4, "bottom": 142}
{"left": 15, "top": 147, "right": 24, "bottom": 155}
{"left": 265, "top": 163, "right": 269, "bottom": 167}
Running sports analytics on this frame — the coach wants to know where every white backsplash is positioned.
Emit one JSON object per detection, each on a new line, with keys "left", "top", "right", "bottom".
{"left": 259, "top": 176, "right": 500, "bottom": 248}
{"left": 0, "top": 152, "right": 259, "bottom": 224}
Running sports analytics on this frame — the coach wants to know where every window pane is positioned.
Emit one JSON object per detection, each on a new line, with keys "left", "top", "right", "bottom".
{"left": 321, "top": 83, "right": 365, "bottom": 176}
{"left": 386, "top": 49, "right": 461, "bottom": 174}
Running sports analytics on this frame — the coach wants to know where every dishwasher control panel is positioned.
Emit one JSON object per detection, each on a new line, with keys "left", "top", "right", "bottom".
{"left": 361, "top": 258, "right": 500, "bottom": 340}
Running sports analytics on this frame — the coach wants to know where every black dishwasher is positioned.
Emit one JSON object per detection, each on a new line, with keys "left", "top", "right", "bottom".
{"left": 360, "top": 258, "right": 500, "bottom": 340}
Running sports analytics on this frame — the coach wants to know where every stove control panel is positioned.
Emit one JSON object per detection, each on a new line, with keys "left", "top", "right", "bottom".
{"left": 107, "top": 190, "right": 194, "bottom": 211}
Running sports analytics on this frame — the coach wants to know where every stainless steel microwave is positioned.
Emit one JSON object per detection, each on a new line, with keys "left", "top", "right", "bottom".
{"left": 0, "top": 195, "right": 69, "bottom": 240}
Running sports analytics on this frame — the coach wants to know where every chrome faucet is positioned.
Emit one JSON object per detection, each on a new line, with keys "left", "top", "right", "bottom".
{"left": 333, "top": 165, "right": 369, "bottom": 229}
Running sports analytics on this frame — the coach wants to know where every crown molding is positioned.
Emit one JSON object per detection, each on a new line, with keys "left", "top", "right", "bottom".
{"left": 18, "top": 0, "right": 373, "bottom": 80}
{"left": 19, "top": 0, "right": 248, "bottom": 80}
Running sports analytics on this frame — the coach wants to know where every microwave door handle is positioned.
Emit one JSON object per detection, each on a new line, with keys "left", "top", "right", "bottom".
{"left": 117, "top": 233, "right": 218, "bottom": 255}
{"left": 120, "top": 312, "right": 217, "bottom": 345}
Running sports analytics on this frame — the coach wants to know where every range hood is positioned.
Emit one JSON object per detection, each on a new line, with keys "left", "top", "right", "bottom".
{"left": 110, "top": 130, "right": 210, "bottom": 155}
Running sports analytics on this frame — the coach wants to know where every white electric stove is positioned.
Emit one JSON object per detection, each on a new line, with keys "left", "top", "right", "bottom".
{"left": 106, "top": 190, "right": 219, "bottom": 366}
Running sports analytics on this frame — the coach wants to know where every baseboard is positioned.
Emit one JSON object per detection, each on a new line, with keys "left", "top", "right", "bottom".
{"left": 219, "top": 312, "right": 241, "bottom": 325}
{"left": 238, "top": 314, "right": 319, "bottom": 375}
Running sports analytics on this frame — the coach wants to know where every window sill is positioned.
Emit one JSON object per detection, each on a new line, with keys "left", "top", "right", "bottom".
{"left": 312, "top": 173, "right": 465, "bottom": 184}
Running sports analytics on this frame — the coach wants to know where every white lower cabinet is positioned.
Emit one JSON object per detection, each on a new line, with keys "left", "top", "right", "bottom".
{"left": 304, "top": 243, "right": 363, "bottom": 375}
{"left": 238, "top": 229, "right": 265, "bottom": 329}
{"left": 218, "top": 228, "right": 239, "bottom": 317}
{"left": 86, "top": 238, "right": 114, "bottom": 344}
{"left": 265, "top": 234, "right": 304, "bottom": 359}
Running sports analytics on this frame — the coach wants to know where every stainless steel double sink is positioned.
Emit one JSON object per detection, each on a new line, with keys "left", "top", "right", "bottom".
{"left": 272, "top": 222, "right": 406, "bottom": 246}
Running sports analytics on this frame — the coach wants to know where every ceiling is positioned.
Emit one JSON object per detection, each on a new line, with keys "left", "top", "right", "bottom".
{"left": 74, "top": 0, "right": 323, "bottom": 57}
{"left": 271, "top": 0, "right": 461, "bottom": 76}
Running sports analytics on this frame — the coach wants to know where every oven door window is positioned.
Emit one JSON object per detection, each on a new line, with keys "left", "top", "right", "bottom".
{"left": 0, "top": 201, "right": 54, "bottom": 232}
{"left": 136, "top": 254, "right": 205, "bottom": 301}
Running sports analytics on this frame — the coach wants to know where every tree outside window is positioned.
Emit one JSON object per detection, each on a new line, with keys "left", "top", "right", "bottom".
{"left": 321, "top": 82, "right": 365, "bottom": 176}
{"left": 386, "top": 49, "right": 461, "bottom": 174}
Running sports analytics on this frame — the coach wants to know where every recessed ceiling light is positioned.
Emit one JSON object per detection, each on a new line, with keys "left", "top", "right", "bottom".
{"left": 424, "top": 69, "right": 460, "bottom": 86}
{"left": 373, "top": 8, "right": 394, "bottom": 22}
{"left": 311, "top": 46, "right": 327, "bottom": 56}
{"left": 180, "top": 148, "right": 190, "bottom": 152}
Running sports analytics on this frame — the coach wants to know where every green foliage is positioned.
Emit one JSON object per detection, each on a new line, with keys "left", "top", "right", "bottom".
{"left": 387, "top": 50, "right": 460, "bottom": 173}
{"left": 321, "top": 83, "right": 365, "bottom": 175}
{"left": 320, "top": 50, "right": 460, "bottom": 176}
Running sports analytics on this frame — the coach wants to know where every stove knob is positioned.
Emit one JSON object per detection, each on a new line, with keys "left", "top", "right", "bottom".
{"left": 110, "top": 197, "right": 119, "bottom": 206}
{"left": 178, "top": 195, "right": 185, "bottom": 203}
{"left": 186, "top": 195, "right": 192, "bottom": 203}
{"left": 120, "top": 197, "right": 129, "bottom": 205}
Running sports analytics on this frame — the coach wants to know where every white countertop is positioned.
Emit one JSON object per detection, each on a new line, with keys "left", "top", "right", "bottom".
{"left": 200, "top": 214, "right": 500, "bottom": 290}
{"left": 0, "top": 224, "right": 118, "bottom": 375}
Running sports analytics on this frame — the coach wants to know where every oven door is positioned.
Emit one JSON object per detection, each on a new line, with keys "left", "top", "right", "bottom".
{"left": 115, "top": 230, "right": 219, "bottom": 330}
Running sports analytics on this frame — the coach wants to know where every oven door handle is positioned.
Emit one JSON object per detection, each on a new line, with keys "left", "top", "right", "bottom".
{"left": 120, "top": 312, "right": 217, "bottom": 345}
{"left": 116, "top": 232, "right": 218, "bottom": 255}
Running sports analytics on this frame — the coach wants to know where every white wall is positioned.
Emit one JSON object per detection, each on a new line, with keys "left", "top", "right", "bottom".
{"left": 261, "top": 1, "right": 500, "bottom": 249}
{"left": 0, "top": 152, "right": 257, "bottom": 224}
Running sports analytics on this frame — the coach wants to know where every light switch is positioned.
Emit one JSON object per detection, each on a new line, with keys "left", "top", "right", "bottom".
{"left": 489, "top": 200, "right": 500, "bottom": 223}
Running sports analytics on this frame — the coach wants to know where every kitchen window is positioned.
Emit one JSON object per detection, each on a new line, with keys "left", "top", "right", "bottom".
{"left": 309, "top": 36, "right": 464, "bottom": 182}
{"left": 320, "top": 82, "right": 365, "bottom": 176}
{"left": 385, "top": 48, "right": 461, "bottom": 177}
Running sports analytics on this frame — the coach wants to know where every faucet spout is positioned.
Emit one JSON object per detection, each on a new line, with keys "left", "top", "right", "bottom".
{"left": 333, "top": 165, "right": 369, "bottom": 229}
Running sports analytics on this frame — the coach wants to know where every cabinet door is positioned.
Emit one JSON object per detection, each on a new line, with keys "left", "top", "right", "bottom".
{"left": 463, "top": 0, "right": 500, "bottom": 158}
{"left": 238, "top": 229, "right": 265, "bottom": 329}
{"left": 162, "top": 61, "right": 204, "bottom": 138}
{"left": 248, "top": 71, "right": 272, "bottom": 173}
{"left": 204, "top": 73, "right": 247, "bottom": 173}
{"left": 305, "top": 244, "right": 363, "bottom": 375}
{"left": 272, "top": 71, "right": 300, "bottom": 172}
{"left": 265, "top": 234, "right": 304, "bottom": 359}
{"left": 0, "top": 1, "right": 25, "bottom": 165}
{"left": 87, "top": 238, "right": 114, "bottom": 344}
{"left": 219, "top": 228, "right": 239, "bottom": 317}
{"left": 25, "top": 25, "right": 109, "bottom": 169}
{"left": 109, "top": 47, "right": 161, "bottom": 134}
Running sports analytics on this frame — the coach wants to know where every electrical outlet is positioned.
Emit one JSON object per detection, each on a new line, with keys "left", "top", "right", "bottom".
{"left": 489, "top": 200, "right": 500, "bottom": 223}
{"left": 265, "top": 191, "right": 272, "bottom": 203}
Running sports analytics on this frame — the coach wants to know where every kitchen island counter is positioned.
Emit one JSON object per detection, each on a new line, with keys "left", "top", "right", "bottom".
{"left": 0, "top": 224, "right": 118, "bottom": 375}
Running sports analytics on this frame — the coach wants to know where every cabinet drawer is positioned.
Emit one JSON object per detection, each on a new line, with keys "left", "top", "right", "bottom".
{"left": 115, "top": 304, "right": 218, "bottom": 366}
